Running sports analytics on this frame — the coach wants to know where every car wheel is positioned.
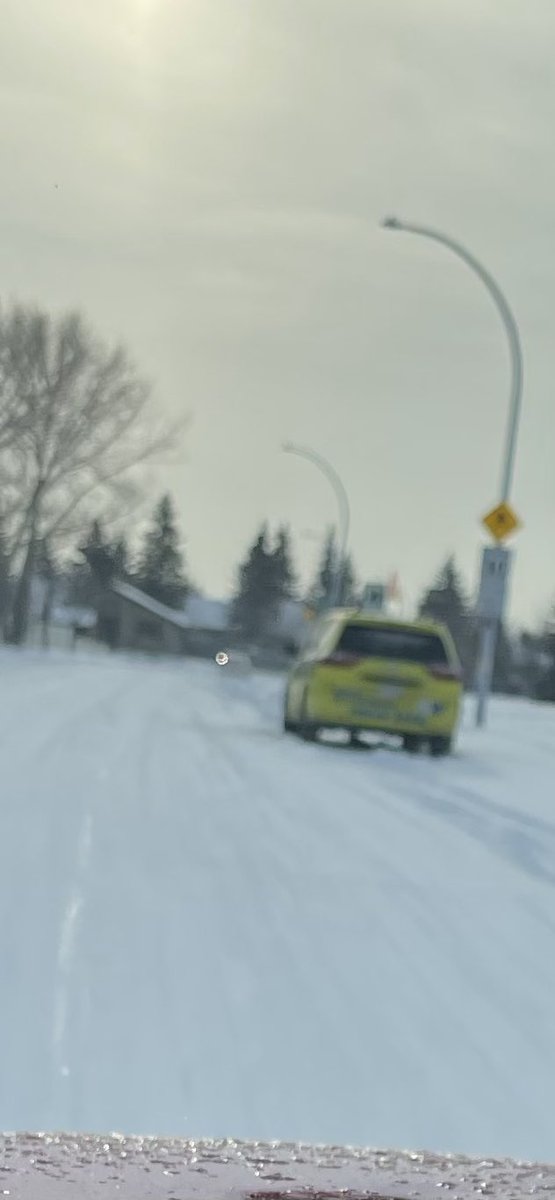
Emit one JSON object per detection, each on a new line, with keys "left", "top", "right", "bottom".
{"left": 283, "top": 712, "right": 298, "bottom": 734}
{"left": 299, "top": 724, "right": 318, "bottom": 742}
{"left": 430, "top": 736, "right": 452, "bottom": 758}
{"left": 283, "top": 691, "right": 297, "bottom": 734}
{"left": 298, "top": 691, "right": 318, "bottom": 742}
{"left": 402, "top": 734, "right": 422, "bottom": 755}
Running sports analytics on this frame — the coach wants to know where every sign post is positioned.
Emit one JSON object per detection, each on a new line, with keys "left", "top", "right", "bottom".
{"left": 474, "top": 509, "right": 520, "bottom": 728}
{"left": 482, "top": 501, "right": 520, "bottom": 543}
{"left": 360, "top": 583, "right": 386, "bottom": 613}
{"left": 380, "top": 220, "right": 525, "bottom": 730}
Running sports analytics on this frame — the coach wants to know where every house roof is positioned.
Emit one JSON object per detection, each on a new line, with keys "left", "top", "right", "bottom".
{"left": 111, "top": 581, "right": 191, "bottom": 629}
{"left": 111, "top": 582, "right": 231, "bottom": 633}
{"left": 184, "top": 593, "right": 230, "bottom": 630}
{"left": 111, "top": 581, "right": 305, "bottom": 638}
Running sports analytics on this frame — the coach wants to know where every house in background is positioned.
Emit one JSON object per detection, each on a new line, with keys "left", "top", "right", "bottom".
{"left": 27, "top": 567, "right": 308, "bottom": 667}
{"left": 95, "top": 581, "right": 232, "bottom": 657}
{"left": 94, "top": 581, "right": 307, "bottom": 666}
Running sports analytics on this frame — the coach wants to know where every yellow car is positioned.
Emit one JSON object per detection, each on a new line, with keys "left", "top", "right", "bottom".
{"left": 284, "top": 611, "right": 462, "bottom": 756}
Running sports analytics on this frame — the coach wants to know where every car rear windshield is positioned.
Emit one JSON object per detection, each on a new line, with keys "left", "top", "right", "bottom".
{"left": 337, "top": 624, "right": 449, "bottom": 664}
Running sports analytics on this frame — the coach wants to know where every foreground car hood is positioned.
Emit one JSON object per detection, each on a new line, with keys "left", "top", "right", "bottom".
{"left": 0, "top": 1135, "right": 551, "bottom": 1199}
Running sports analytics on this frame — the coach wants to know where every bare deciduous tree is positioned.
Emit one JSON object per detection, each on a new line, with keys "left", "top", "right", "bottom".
{"left": 0, "top": 307, "right": 36, "bottom": 455}
{"left": 0, "top": 303, "right": 182, "bottom": 643}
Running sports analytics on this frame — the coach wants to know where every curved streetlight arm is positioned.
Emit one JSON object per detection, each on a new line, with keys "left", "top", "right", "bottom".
{"left": 382, "top": 218, "right": 523, "bottom": 503}
{"left": 282, "top": 442, "right": 350, "bottom": 606}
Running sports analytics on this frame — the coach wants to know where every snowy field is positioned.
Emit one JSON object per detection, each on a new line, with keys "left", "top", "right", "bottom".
{"left": 1, "top": 648, "right": 555, "bottom": 1162}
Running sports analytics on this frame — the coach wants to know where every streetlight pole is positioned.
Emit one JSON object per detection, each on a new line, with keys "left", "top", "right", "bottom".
{"left": 282, "top": 442, "right": 350, "bottom": 608}
{"left": 382, "top": 217, "right": 523, "bottom": 726}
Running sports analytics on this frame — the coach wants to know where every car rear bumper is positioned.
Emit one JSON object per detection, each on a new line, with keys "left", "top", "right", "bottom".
{"left": 305, "top": 716, "right": 456, "bottom": 738}
{"left": 305, "top": 681, "right": 460, "bottom": 737}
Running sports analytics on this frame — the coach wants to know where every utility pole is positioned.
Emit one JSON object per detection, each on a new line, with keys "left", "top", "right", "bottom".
{"left": 382, "top": 218, "right": 523, "bottom": 726}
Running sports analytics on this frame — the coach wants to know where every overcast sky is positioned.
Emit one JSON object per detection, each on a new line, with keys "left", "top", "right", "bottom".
{"left": 2, "top": 0, "right": 554, "bottom": 624}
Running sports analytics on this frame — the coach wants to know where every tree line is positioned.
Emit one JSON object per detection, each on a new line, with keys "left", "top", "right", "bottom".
{"left": 231, "top": 524, "right": 358, "bottom": 639}
{"left": 66, "top": 494, "right": 188, "bottom": 613}
{"left": 50, "top": 500, "right": 555, "bottom": 702}
{"left": 1, "top": 300, "right": 553, "bottom": 700}
{"left": 232, "top": 537, "right": 555, "bottom": 701}
{"left": 57, "top": 511, "right": 357, "bottom": 635}
{"left": 419, "top": 557, "right": 555, "bottom": 701}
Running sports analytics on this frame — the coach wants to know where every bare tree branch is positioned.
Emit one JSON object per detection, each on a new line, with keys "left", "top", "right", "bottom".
{"left": 0, "top": 302, "right": 187, "bottom": 641}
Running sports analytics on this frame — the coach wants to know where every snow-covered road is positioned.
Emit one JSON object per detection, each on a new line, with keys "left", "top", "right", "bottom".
{"left": 1, "top": 649, "right": 555, "bottom": 1161}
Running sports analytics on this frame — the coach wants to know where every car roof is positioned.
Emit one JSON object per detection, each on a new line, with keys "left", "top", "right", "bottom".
{"left": 327, "top": 609, "right": 450, "bottom": 638}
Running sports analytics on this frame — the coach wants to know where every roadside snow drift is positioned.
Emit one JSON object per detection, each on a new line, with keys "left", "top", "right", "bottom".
{"left": 1, "top": 649, "right": 555, "bottom": 1161}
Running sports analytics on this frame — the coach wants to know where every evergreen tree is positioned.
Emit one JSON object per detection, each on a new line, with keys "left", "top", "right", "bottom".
{"left": 88, "top": 519, "right": 104, "bottom": 551}
{"left": 67, "top": 519, "right": 110, "bottom": 605}
{"left": 514, "top": 629, "right": 543, "bottom": 698}
{"left": 338, "top": 552, "right": 358, "bottom": 606}
{"left": 112, "top": 535, "right": 130, "bottom": 581}
{"left": 232, "top": 524, "right": 281, "bottom": 639}
{"left": 419, "top": 555, "right": 474, "bottom": 678}
{"left": 67, "top": 519, "right": 128, "bottom": 607}
{"left": 308, "top": 527, "right": 338, "bottom": 612}
{"left": 308, "top": 530, "right": 358, "bottom": 609}
{"left": 81, "top": 519, "right": 113, "bottom": 584}
{"left": 491, "top": 624, "right": 517, "bottom": 694}
{"left": 537, "top": 604, "right": 555, "bottom": 702}
{"left": 271, "top": 525, "right": 296, "bottom": 603}
{"left": 136, "top": 494, "right": 187, "bottom": 610}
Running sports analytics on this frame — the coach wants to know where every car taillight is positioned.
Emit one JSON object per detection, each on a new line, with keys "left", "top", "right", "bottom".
{"left": 428, "top": 663, "right": 462, "bottom": 682}
{"left": 319, "top": 651, "right": 362, "bottom": 667}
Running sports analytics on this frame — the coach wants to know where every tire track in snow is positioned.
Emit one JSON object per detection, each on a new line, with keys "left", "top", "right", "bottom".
{"left": 174, "top": 687, "right": 555, "bottom": 1146}
{"left": 4, "top": 654, "right": 555, "bottom": 1154}
{"left": 52, "top": 810, "right": 93, "bottom": 1105}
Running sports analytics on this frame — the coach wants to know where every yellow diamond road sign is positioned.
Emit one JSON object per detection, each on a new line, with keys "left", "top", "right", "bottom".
{"left": 482, "top": 501, "right": 521, "bottom": 542}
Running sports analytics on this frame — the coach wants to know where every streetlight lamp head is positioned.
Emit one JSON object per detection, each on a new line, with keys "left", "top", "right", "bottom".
{"left": 381, "top": 215, "right": 402, "bottom": 230}
{"left": 282, "top": 441, "right": 294, "bottom": 453}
